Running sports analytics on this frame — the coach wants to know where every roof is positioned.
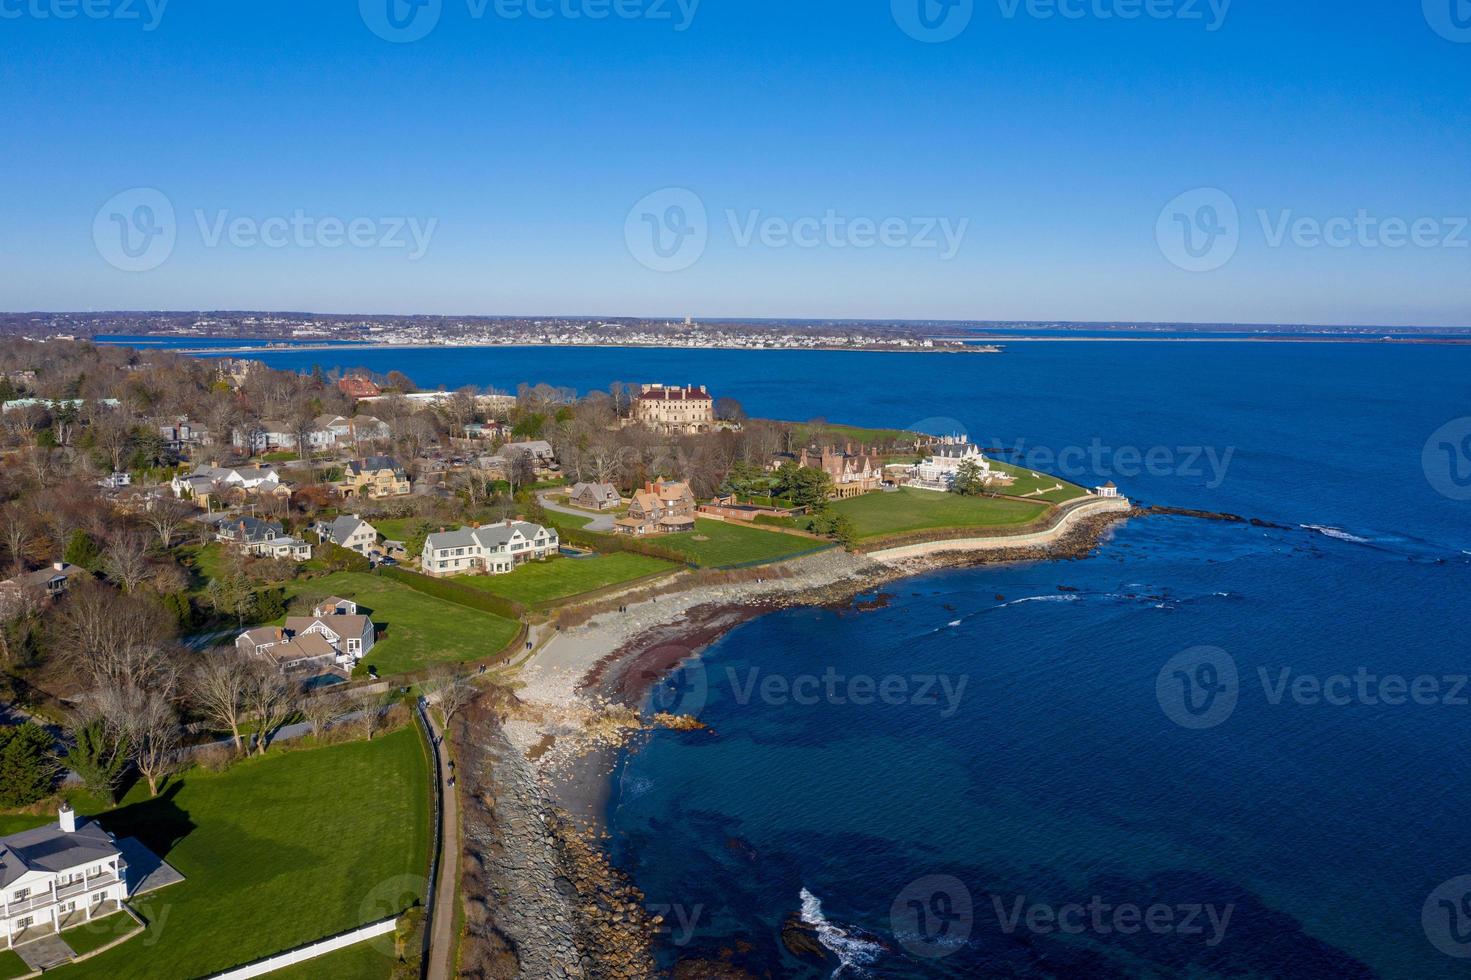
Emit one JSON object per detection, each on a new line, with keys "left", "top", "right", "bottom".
{"left": 637, "top": 386, "right": 711, "bottom": 401}
{"left": 260, "top": 632, "right": 337, "bottom": 668}
{"left": 239, "top": 626, "right": 283, "bottom": 647}
{"left": 424, "top": 521, "right": 553, "bottom": 553}
{"left": 285, "top": 614, "right": 372, "bottom": 639}
{"left": 4, "top": 563, "right": 86, "bottom": 590}
{"left": 0, "top": 817, "right": 120, "bottom": 888}
{"left": 319, "top": 515, "right": 374, "bottom": 545}
{"left": 571, "top": 482, "right": 620, "bottom": 502}
{"left": 497, "top": 440, "right": 554, "bottom": 458}
{"left": 346, "top": 455, "right": 403, "bottom": 476}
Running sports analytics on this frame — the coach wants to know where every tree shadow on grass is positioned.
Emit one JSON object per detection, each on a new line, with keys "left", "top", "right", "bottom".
{"left": 98, "top": 781, "right": 194, "bottom": 860}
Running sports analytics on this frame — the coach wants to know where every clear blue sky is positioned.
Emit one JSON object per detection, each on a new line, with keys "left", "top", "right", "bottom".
{"left": 2, "top": 0, "right": 1468, "bottom": 326}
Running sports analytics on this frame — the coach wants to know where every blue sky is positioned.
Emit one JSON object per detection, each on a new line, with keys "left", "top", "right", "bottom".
{"left": 2, "top": 0, "right": 1468, "bottom": 326}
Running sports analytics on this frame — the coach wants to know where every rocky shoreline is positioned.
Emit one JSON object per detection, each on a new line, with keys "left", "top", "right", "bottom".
{"left": 457, "top": 506, "right": 1134, "bottom": 977}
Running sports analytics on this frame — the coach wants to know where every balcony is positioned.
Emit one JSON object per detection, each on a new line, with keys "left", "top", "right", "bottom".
{"left": 3, "top": 869, "right": 125, "bottom": 918}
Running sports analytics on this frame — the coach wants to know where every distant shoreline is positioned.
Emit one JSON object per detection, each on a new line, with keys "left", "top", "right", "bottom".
{"left": 94, "top": 334, "right": 1471, "bottom": 357}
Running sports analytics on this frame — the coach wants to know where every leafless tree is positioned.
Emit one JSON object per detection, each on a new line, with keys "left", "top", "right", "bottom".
{"left": 141, "top": 495, "right": 194, "bottom": 550}
{"left": 245, "top": 662, "right": 296, "bottom": 755}
{"left": 132, "top": 693, "right": 181, "bottom": 797}
{"left": 190, "top": 654, "right": 252, "bottom": 755}
{"left": 424, "top": 669, "right": 476, "bottom": 726}
{"left": 0, "top": 502, "right": 34, "bottom": 574}
{"left": 52, "top": 581, "right": 178, "bottom": 688}
{"left": 301, "top": 691, "right": 343, "bottom": 739}
{"left": 102, "top": 529, "right": 153, "bottom": 593}
{"left": 353, "top": 686, "right": 389, "bottom": 741}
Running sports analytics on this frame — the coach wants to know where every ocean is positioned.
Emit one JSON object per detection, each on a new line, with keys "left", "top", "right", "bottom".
{"left": 172, "top": 338, "right": 1471, "bottom": 977}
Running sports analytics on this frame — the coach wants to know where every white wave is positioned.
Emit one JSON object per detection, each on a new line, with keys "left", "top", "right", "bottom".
{"left": 800, "top": 887, "right": 883, "bottom": 977}
{"left": 947, "top": 619, "right": 962, "bottom": 627}
{"left": 1300, "top": 524, "right": 1371, "bottom": 544}
{"left": 1005, "top": 594, "right": 1080, "bottom": 605}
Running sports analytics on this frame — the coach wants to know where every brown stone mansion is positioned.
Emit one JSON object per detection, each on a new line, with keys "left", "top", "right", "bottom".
{"left": 631, "top": 384, "right": 715, "bottom": 433}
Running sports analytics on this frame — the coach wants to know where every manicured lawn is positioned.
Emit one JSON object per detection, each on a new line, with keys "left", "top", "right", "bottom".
{"left": 788, "top": 420, "right": 916, "bottom": 446}
{"left": 55, "top": 727, "right": 431, "bottom": 980}
{"left": 986, "top": 459, "right": 1091, "bottom": 503}
{"left": 371, "top": 517, "right": 425, "bottom": 542}
{"left": 828, "top": 488, "right": 1050, "bottom": 541}
{"left": 63, "top": 912, "right": 139, "bottom": 956}
{"left": 657, "top": 519, "right": 824, "bottom": 567}
{"left": 283, "top": 572, "right": 519, "bottom": 676}
{"left": 268, "top": 941, "right": 397, "bottom": 979}
{"left": 0, "top": 951, "right": 29, "bottom": 979}
{"left": 178, "top": 542, "right": 230, "bottom": 594}
{"left": 452, "top": 553, "right": 676, "bottom": 605}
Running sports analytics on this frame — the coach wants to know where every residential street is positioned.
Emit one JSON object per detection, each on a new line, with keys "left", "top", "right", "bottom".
{"left": 536, "top": 489, "right": 617, "bottom": 532}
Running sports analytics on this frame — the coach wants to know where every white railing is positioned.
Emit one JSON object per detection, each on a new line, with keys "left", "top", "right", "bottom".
{"left": 3, "top": 872, "right": 124, "bottom": 917}
{"left": 202, "top": 916, "right": 398, "bottom": 979}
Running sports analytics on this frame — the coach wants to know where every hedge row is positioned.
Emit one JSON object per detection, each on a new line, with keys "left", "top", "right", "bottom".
{"left": 547, "top": 519, "right": 693, "bottom": 565}
{"left": 376, "top": 565, "right": 527, "bottom": 620}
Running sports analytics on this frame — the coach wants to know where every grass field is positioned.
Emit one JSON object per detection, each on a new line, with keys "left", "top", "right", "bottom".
{"left": 269, "top": 942, "right": 398, "bottom": 979}
{"left": 0, "top": 951, "right": 28, "bottom": 979}
{"left": 656, "top": 519, "right": 824, "bottom": 567}
{"left": 54, "top": 727, "right": 430, "bottom": 980}
{"left": 452, "top": 553, "right": 676, "bottom": 605}
{"left": 787, "top": 420, "right": 917, "bottom": 446}
{"left": 829, "top": 488, "right": 1050, "bottom": 540}
{"left": 61, "top": 912, "right": 139, "bottom": 957}
{"left": 986, "top": 459, "right": 1091, "bottom": 503}
{"left": 283, "top": 572, "right": 520, "bottom": 676}
{"left": 371, "top": 517, "right": 425, "bottom": 542}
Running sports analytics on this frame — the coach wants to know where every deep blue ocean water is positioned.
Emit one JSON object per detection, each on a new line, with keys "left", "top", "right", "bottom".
{"left": 181, "top": 340, "right": 1471, "bottom": 977}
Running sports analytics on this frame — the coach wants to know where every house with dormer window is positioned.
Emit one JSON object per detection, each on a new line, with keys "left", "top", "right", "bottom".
{"left": 1, "top": 805, "right": 128, "bottom": 950}
{"left": 420, "top": 520, "right": 559, "bottom": 577}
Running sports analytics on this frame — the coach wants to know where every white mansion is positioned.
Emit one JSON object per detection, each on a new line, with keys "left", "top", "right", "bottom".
{"left": 905, "top": 438, "right": 1015, "bottom": 491}
{"left": 2, "top": 805, "right": 128, "bottom": 949}
{"left": 421, "top": 520, "right": 559, "bottom": 577}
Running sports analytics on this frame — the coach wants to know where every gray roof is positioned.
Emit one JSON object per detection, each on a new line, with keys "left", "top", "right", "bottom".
{"left": 0, "top": 817, "right": 120, "bottom": 888}
{"left": 346, "top": 455, "right": 404, "bottom": 476}
{"left": 319, "top": 515, "right": 373, "bottom": 546}
{"left": 424, "top": 521, "right": 552, "bottom": 553}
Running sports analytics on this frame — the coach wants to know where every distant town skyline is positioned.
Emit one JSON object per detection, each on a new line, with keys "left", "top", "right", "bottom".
{"left": 3, "top": 2, "right": 1468, "bottom": 326}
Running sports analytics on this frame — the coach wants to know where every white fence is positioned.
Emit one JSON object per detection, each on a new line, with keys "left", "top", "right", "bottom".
{"left": 202, "top": 916, "right": 398, "bottom": 979}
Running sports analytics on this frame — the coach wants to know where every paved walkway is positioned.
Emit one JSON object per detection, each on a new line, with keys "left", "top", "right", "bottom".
{"left": 537, "top": 489, "right": 617, "bottom": 531}
{"left": 420, "top": 701, "right": 459, "bottom": 980}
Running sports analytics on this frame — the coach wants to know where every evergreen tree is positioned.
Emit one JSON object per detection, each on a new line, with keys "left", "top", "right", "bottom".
{"left": 0, "top": 722, "right": 58, "bottom": 807}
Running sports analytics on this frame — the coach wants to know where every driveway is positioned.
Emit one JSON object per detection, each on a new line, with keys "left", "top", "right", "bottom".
{"left": 537, "top": 489, "right": 618, "bottom": 532}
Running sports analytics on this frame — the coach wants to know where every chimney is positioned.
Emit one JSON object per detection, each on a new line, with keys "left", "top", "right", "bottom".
{"left": 59, "top": 804, "right": 77, "bottom": 833}
{"left": 53, "top": 561, "right": 65, "bottom": 572}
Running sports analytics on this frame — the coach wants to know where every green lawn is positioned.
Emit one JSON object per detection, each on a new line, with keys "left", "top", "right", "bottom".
{"left": 985, "top": 459, "right": 1091, "bottom": 503}
{"left": 451, "top": 553, "right": 676, "bottom": 605}
{"left": 0, "top": 951, "right": 29, "bottom": 980}
{"left": 55, "top": 727, "right": 430, "bottom": 980}
{"left": 656, "top": 519, "right": 824, "bottom": 567}
{"left": 787, "top": 420, "right": 917, "bottom": 446}
{"left": 269, "top": 942, "right": 397, "bottom": 979}
{"left": 178, "top": 542, "right": 230, "bottom": 595}
{"left": 62, "top": 912, "right": 139, "bottom": 957}
{"left": 283, "top": 572, "right": 520, "bottom": 676}
{"left": 371, "top": 517, "right": 424, "bottom": 542}
{"left": 828, "top": 488, "right": 1050, "bottom": 541}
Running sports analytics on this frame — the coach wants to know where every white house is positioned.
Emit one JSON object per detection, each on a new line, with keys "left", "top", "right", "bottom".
{"left": 236, "top": 597, "right": 374, "bottom": 673}
{"left": 907, "top": 439, "right": 1013, "bottom": 491}
{"left": 1094, "top": 481, "right": 1121, "bottom": 498}
{"left": 171, "top": 464, "right": 283, "bottom": 502}
{"left": 421, "top": 520, "right": 559, "bottom": 577}
{"left": 313, "top": 515, "right": 379, "bottom": 556}
{"left": 1, "top": 805, "right": 128, "bottom": 950}
{"left": 214, "top": 516, "right": 313, "bottom": 561}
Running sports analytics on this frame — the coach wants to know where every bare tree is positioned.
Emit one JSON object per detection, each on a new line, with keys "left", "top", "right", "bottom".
{"left": 132, "top": 693, "right": 181, "bottom": 797}
{"left": 190, "top": 655, "right": 252, "bottom": 755}
{"left": 424, "top": 669, "right": 476, "bottom": 726}
{"left": 141, "top": 496, "right": 195, "bottom": 550}
{"left": 52, "top": 581, "right": 178, "bottom": 688}
{"left": 301, "top": 691, "right": 343, "bottom": 739}
{"left": 0, "top": 502, "right": 34, "bottom": 574}
{"left": 353, "top": 686, "right": 389, "bottom": 741}
{"left": 102, "top": 529, "right": 153, "bottom": 593}
{"left": 245, "top": 663, "right": 296, "bottom": 755}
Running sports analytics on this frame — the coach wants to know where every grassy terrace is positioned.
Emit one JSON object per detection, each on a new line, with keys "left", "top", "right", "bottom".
{"left": 283, "top": 571, "right": 519, "bottom": 676}
{"left": 986, "top": 459, "right": 1091, "bottom": 503}
{"left": 828, "top": 488, "right": 1051, "bottom": 541}
{"left": 54, "top": 727, "right": 430, "bottom": 980}
{"left": 453, "top": 552, "right": 676, "bottom": 606}
{"left": 657, "top": 519, "right": 825, "bottom": 567}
